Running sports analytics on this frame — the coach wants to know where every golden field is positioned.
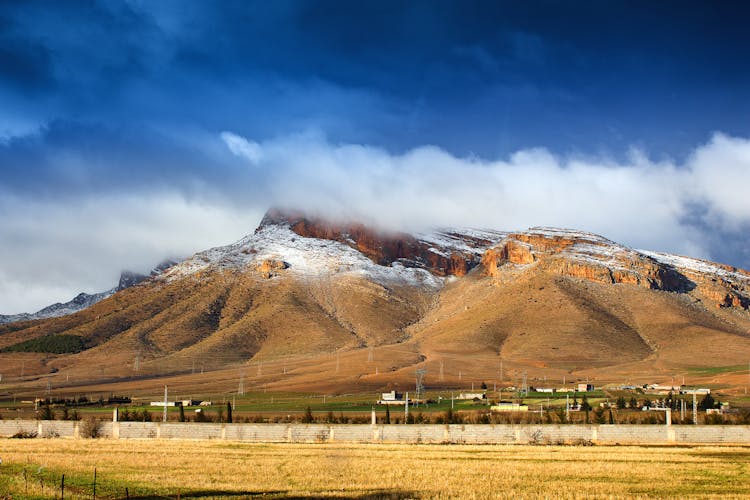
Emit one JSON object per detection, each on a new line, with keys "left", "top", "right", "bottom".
{"left": 2, "top": 439, "right": 750, "bottom": 498}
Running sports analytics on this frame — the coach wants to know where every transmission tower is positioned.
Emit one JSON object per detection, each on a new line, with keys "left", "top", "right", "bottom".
{"left": 415, "top": 368, "right": 427, "bottom": 403}
{"left": 134, "top": 350, "right": 140, "bottom": 372}
{"left": 522, "top": 370, "right": 528, "bottom": 396}
{"left": 368, "top": 346, "right": 374, "bottom": 362}
{"left": 439, "top": 360, "right": 444, "bottom": 382}
{"left": 336, "top": 351, "right": 340, "bottom": 373}
{"left": 238, "top": 370, "right": 245, "bottom": 395}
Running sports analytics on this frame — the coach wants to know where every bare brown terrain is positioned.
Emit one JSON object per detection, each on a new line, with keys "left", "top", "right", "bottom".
{"left": 1, "top": 210, "right": 750, "bottom": 400}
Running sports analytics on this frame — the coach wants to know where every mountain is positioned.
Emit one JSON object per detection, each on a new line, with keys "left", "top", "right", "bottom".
{"left": 0, "top": 260, "right": 178, "bottom": 325}
{"left": 1, "top": 209, "right": 749, "bottom": 396}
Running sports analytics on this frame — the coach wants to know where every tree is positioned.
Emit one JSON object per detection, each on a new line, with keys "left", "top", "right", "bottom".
{"left": 302, "top": 405, "right": 314, "bottom": 423}
{"left": 608, "top": 408, "right": 615, "bottom": 424}
{"left": 179, "top": 404, "right": 186, "bottom": 422}
{"left": 37, "top": 402, "right": 54, "bottom": 420}
{"left": 629, "top": 397, "right": 638, "bottom": 409}
{"left": 593, "top": 407, "right": 606, "bottom": 424}
{"left": 581, "top": 395, "right": 592, "bottom": 424}
{"left": 480, "top": 381, "right": 488, "bottom": 390}
{"left": 616, "top": 396, "right": 627, "bottom": 410}
{"left": 385, "top": 405, "right": 391, "bottom": 424}
{"left": 226, "top": 401, "right": 233, "bottom": 424}
{"left": 698, "top": 393, "right": 716, "bottom": 411}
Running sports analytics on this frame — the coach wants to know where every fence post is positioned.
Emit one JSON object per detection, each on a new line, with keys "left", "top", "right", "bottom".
{"left": 93, "top": 467, "right": 97, "bottom": 499}
{"left": 61, "top": 473, "right": 65, "bottom": 500}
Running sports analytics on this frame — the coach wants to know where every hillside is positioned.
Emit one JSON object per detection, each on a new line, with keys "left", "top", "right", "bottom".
{"left": 1, "top": 209, "right": 749, "bottom": 397}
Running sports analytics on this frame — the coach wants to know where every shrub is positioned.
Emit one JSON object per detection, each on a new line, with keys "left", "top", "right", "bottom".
{"left": 705, "top": 413, "right": 725, "bottom": 425}
{"left": 1, "top": 334, "right": 85, "bottom": 354}
{"left": 80, "top": 417, "right": 101, "bottom": 438}
{"left": 12, "top": 430, "right": 38, "bottom": 439}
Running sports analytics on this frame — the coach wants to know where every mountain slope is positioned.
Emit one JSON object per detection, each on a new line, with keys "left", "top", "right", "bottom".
{"left": 1, "top": 210, "right": 749, "bottom": 395}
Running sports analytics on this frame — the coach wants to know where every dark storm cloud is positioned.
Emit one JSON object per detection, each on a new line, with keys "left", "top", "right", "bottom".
{"left": 0, "top": 120, "right": 254, "bottom": 200}
{"left": 2, "top": 1, "right": 749, "bottom": 156}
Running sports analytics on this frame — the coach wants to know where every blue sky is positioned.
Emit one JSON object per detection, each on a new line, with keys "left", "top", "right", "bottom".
{"left": 1, "top": 0, "right": 749, "bottom": 313}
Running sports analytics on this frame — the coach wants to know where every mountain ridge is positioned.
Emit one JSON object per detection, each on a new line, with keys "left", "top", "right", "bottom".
{"left": 1, "top": 209, "right": 749, "bottom": 395}
{"left": 0, "top": 260, "right": 178, "bottom": 324}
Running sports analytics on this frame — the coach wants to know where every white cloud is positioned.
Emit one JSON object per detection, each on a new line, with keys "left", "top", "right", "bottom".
{"left": 0, "top": 192, "right": 261, "bottom": 314}
{"left": 2, "top": 131, "right": 749, "bottom": 314}
{"left": 224, "top": 130, "right": 749, "bottom": 263}
{"left": 221, "top": 131, "right": 263, "bottom": 164}
{"left": 687, "top": 133, "right": 750, "bottom": 229}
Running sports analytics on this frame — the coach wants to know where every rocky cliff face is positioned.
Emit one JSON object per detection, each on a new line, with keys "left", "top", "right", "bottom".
{"left": 259, "top": 209, "right": 501, "bottom": 277}
{"left": 478, "top": 227, "right": 748, "bottom": 310}
{"left": 256, "top": 211, "right": 748, "bottom": 311}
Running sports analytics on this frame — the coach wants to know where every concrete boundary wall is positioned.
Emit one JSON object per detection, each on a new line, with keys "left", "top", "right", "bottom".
{"left": 1, "top": 420, "right": 749, "bottom": 445}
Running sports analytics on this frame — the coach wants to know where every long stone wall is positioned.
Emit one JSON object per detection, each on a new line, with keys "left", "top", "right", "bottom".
{"left": 1, "top": 420, "right": 749, "bottom": 444}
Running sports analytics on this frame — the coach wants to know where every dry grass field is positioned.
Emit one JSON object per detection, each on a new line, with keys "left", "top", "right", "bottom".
{"left": 2, "top": 440, "right": 750, "bottom": 498}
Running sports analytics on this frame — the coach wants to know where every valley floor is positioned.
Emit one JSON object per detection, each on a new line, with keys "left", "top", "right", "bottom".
{"left": 1, "top": 440, "right": 750, "bottom": 498}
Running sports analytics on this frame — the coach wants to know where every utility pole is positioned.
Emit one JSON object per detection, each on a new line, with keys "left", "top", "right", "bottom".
{"left": 405, "top": 392, "right": 409, "bottom": 422}
{"left": 693, "top": 391, "right": 698, "bottom": 425}
{"left": 439, "top": 360, "right": 444, "bottom": 382}
{"left": 368, "top": 346, "right": 373, "bottom": 362}
{"left": 238, "top": 370, "right": 245, "bottom": 396}
{"left": 680, "top": 398, "right": 683, "bottom": 422}
{"left": 162, "top": 385, "right": 168, "bottom": 423}
{"left": 566, "top": 394, "right": 570, "bottom": 421}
